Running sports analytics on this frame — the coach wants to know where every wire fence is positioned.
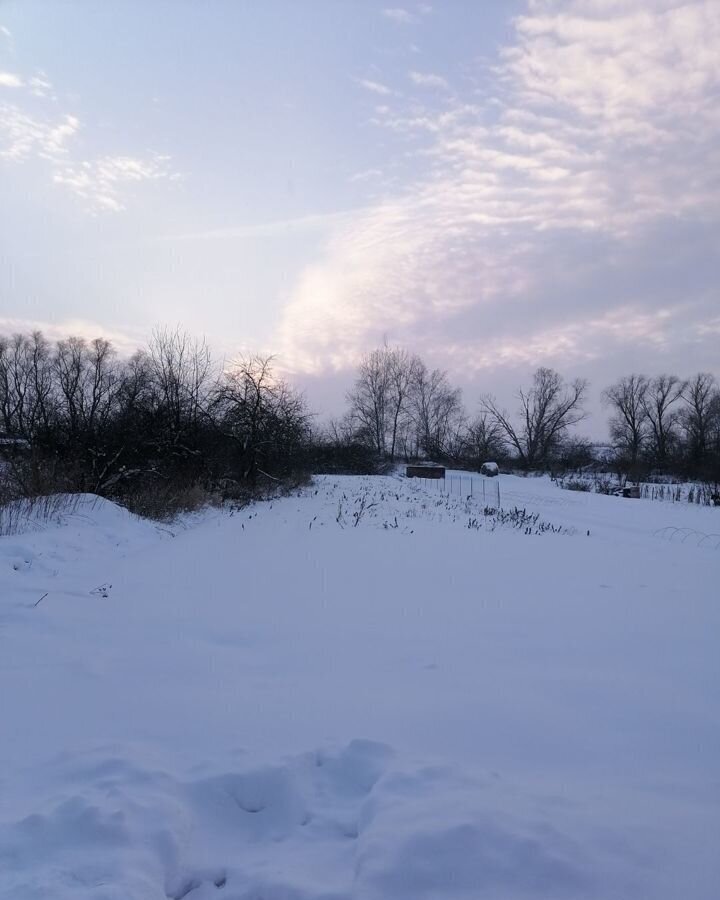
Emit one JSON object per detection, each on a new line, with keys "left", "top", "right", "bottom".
{"left": 416, "top": 474, "right": 501, "bottom": 508}
{"left": 641, "top": 482, "right": 719, "bottom": 506}
{"left": 653, "top": 526, "right": 720, "bottom": 549}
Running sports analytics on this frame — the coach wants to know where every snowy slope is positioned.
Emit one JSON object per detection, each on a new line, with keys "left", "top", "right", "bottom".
{"left": 1, "top": 475, "right": 718, "bottom": 899}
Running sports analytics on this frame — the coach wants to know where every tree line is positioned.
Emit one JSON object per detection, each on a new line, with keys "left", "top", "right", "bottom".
{"left": 339, "top": 344, "right": 720, "bottom": 483}
{"left": 0, "top": 328, "right": 311, "bottom": 516}
{"left": 601, "top": 373, "right": 720, "bottom": 479}
{"left": 1, "top": 330, "right": 719, "bottom": 517}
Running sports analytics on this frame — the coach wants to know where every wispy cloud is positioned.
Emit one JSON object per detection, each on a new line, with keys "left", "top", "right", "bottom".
{"left": 0, "top": 107, "right": 79, "bottom": 161}
{"left": 434, "top": 306, "right": 685, "bottom": 373}
{"left": 0, "top": 71, "right": 23, "bottom": 88}
{"left": 278, "top": 0, "right": 720, "bottom": 379}
{"left": 0, "top": 60, "right": 179, "bottom": 212}
{"left": 381, "top": 5, "right": 432, "bottom": 25}
{"left": 53, "top": 154, "right": 180, "bottom": 213}
{"left": 356, "top": 77, "right": 394, "bottom": 96}
{"left": 160, "top": 209, "right": 362, "bottom": 242}
{"left": 28, "top": 73, "right": 53, "bottom": 98}
{"left": 409, "top": 70, "right": 449, "bottom": 89}
{"left": 0, "top": 316, "right": 145, "bottom": 355}
{"left": 382, "top": 8, "right": 418, "bottom": 25}
{"left": 349, "top": 168, "right": 384, "bottom": 183}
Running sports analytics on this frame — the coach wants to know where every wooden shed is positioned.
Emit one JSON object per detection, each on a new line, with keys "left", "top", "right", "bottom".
{"left": 406, "top": 465, "right": 445, "bottom": 479}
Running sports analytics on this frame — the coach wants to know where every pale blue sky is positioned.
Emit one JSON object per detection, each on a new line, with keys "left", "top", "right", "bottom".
{"left": 1, "top": 1, "right": 718, "bottom": 427}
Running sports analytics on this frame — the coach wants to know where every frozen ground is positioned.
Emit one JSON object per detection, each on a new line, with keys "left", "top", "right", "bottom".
{"left": 1, "top": 473, "right": 719, "bottom": 899}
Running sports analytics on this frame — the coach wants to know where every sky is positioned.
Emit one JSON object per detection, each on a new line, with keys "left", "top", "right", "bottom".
{"left": 1, "top": 0, "right": 719, "bottom": 433}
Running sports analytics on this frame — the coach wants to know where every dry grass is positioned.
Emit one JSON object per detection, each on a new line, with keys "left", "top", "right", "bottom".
{"left": 0, "top": 493, "right": 90, "bottom": 537}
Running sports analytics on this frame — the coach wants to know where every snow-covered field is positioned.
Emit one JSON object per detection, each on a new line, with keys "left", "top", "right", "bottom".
{"left": 1, "top": 473, "right": 718, "bottom": 899}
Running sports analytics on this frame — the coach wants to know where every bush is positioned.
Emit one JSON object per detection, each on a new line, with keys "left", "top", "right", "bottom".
{"left": 563, "top": 478, "right": 592, "bottom": 492}
{"left": 0, "top": 330, "right": 315, "bottom": 520}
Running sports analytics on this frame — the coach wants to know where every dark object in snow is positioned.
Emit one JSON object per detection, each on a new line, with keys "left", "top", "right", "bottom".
{"left": 480, "top": 461, "right": 499, "bottom": 477}
{"left": 711, "top": 492, "right": 720, "bottom": 507}
{"left": 406, "top": 465, "right": 445, "bottom": 479}
{"left": 613, "top": 485, "right": 640, "bottom": 499}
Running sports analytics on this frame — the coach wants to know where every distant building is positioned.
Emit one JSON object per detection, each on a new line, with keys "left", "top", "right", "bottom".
{"left": 406, "top": 465, "right": 445, "bottom": 479}
{"left": 0, "top": 434, "right": 30, "bottom": 449}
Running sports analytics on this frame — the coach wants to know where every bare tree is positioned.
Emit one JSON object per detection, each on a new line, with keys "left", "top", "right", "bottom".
{"left": 681, "top": 373, "right": 718, "bottom": 464}
{"left": 463, "top": 412, "right": 506, "bottom": 469}
{"left": 602, "top": 374, "right": 649, "bottom": 469}
{"left": 325, "top": 415, "right": 356, "bottom": 447}
{"left": 0, "top": 331, "right": 54, "bottom": 440}
{"left": 84, "top": 338, "right": 120, "bottom": 433}
{"left": 54, "top": 336, "right": 85, "bottom": 440}
{"left": 53, "top": 337, "right": 119, "bottom": 438}
{"left": 346, "top": 347, "right": 391, "bottom": 457}
{"left": 346, "top": 346, "right": 466, "bottom": 462}
{"left": 312, "top": 415, "right": 382, "bottom": 475}
{"left": 642, "top": 374, "right": 684, "bottom": 466}
{"left": 482, "top": 368, "right": 587, "bottom": 468}
{"left": 147, "top": 326, "right": 213, "bottom": 434}
{"left": 47, "top": 335, "right": 123, "bottom": 490}
{"left": 411, "top": 363, "right": 464, "bottom": 459}
{"left": 386, "top": 347, "right": 422, "bottom": 462}
{"left": 555, "top": 435, "right": 595, "bottom": 472}
{"left": 212, "top": 355, "right": 310, "bottom": 482}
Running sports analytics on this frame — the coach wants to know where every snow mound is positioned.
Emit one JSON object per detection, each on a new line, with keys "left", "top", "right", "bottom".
{"left": 1, "top": 740, "right": 651, "bottom": 900}
{"left": 0, "top": 493, "right": 160, "bottom": 551}
{"left": 0, "top": 494, "right": 165, "bottom": 610}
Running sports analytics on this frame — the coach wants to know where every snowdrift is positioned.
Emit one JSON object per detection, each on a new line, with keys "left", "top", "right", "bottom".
{"left": 1, "top": 474, "right": 718, "bottom": 898}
